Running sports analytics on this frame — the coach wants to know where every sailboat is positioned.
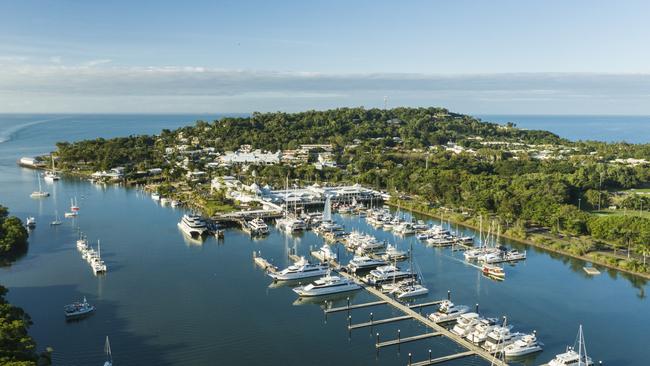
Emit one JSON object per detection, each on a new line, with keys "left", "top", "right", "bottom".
{"left": 71, "top": 197, "right": 80, "bottom": 212}
{"left": 542, "top": 325, "right": 594, "bottom": 366}
{"left": 50, "top": 210, "right": 62, "bottom": 226}
{"left": 43, "top": 155, "right": 61, "bottom": 182}
{"left": 103, "top": 336, "right": 113, "bottom": 366}
{"left": 30, "top": 173, "right": 50, "bottom": 198}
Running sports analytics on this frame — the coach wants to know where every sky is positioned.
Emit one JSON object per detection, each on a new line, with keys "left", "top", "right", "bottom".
{"left": 1, "top": 0, "right": 650, "bottom": 114}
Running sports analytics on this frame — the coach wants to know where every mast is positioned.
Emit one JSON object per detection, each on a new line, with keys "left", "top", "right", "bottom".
{"left": 105, "top": 336, "right": 113, "bottom": 363}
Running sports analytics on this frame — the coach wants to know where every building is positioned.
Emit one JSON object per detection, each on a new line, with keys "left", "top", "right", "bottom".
{"left": 220, "top": 150, "right": 280, "bottom": 166}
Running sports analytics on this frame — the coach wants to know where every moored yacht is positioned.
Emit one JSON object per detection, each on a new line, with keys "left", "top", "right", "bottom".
{"left": 466, "top": 317, "right": 499, "bottom": 344}
{"left": 64, "top": 297, "right": 95, "bottom": 319}
{"left": 346, "top": 256, "right": 387, "bottom": 273}
{"left": 381, "top": 244, "right": 409, "bottom": 261}
{"left": 428, "top": 300, "right": 469, "bottom": 322}
{"left": 30, "top": 173, "right": 49, "bottom": 198}
{"left": 541, "top": 325, "right": 594, "bottom": 366}
{"left": 25, "top": 216, "right": 36, "bottom": 229}
{"left": 503, "top": 332, "right": 543, "bottom": 357}
{"left": 482, "top": 324, "right": 524, "bottom": 353}
{"left": 245, "top": 217, "right": 269, "bottom": 236}
{"left": 269, "top": 257, "right": 329, "bottom": 281}
{"left": 363, "top": 265, "right": 414, "bottom": 285}
{"left": 392, "top": 282, "right": 429, "bottom": 299}
{"left": 293, "top": 272, "right": 361, "bottom": 296}
{"left": 177, "top": 214, "right": 208, "bottom": 238}
{"left": 451, "top": 312, "right": 481, "bottom": 337}
{"left": 310, "top": 244, "right": 337, "bottom": 262}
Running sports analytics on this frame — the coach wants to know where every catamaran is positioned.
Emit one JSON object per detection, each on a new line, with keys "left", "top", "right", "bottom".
{"left": 177, "top": 214, "right": 208, "bottom": 239}
{"left": 293, "top": 272, "right": 361, "bottom": 297}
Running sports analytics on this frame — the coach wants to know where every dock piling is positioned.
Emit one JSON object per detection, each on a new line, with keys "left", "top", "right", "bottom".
{"left": 408, "top": 352, "right": 412, "bottom": 366}
{"left": 447, "top": 290, "right": 451, "bottom": 300}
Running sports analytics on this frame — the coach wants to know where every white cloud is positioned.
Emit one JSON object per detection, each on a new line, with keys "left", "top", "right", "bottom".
{"left": 0, "top": 62, "right": 648, "bottom": 114}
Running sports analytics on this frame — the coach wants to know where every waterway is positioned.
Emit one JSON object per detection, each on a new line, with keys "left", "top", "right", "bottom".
{"left": 0, "top": 114, "right": 648, "bottom": 365}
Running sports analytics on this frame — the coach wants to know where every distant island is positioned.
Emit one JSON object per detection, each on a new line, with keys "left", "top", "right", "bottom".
{"left": 33, "top": 107, "right": 650, "bottom": 276}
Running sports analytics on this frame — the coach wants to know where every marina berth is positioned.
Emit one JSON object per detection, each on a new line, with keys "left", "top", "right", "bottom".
{"left": 380, "top": 277, "right": 417, "bottom": 293}
{"left": 392, "top": 282, "right": 429, "bottom": 299}
{"left": 380, "top": 244, "right": 409, "bottom": 261}
{"left": 293, "top": 272, "right": 361, "bottom": 297}
{"left": 243, "top": 217, "right": 269, "bottom": 236}
{"left": 177, "top": 214, "right": 208, "bottom": 238}
{"left": 268, "top": 257, "right": 329, "bottom": 281}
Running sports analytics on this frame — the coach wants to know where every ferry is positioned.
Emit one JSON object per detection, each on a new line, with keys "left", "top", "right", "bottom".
{"left": 269, "top": 257, "right": 329, "bottom": 281}
{"left": 293, "top": 272, "right": 361, "bottom": 297}
{"left": 177, "top": 214, "right": 208, "bottom": 238}
{"left": 64, "top": 297, "right": 95, "bottom": 319}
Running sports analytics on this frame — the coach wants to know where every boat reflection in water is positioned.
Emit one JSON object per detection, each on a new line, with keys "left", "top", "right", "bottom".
{"left": 293, "top": 291, "right": 361, "bottom": 306}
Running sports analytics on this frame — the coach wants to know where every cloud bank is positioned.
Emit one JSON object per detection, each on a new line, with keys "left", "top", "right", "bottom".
{"left": 1, "top": 60, "right": 649, "bottom": 114}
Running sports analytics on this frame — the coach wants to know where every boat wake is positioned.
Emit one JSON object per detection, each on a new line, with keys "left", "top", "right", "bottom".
{"left": 0, "top": 116, "right": 69, "bottom": 144}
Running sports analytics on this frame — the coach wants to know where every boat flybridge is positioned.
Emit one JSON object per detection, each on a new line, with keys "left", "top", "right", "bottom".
{"left": 293, "top": 271, "right": 361, "bottom": 297}
{"left": 451, "top": 312, "right": 481, "bottom": 337}
{"left": 269, "top": 257, "right": 329, "bottom": 281}
{"left": 177, "top": 214, "right": 208, "bottom": 239}
{"left": 542, "top": 325, "right": 594, "bottom": 366}
{"left": 466, "top": 317, "right": 500, "bottom": 344}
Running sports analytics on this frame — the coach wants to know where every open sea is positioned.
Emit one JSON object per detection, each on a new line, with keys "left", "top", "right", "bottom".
{"left": 0, "top": 114, "right": 649, "bottom": 366}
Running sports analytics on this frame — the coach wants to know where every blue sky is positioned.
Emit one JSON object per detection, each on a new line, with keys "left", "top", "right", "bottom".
{"left": 1, "top": 0, "right": 650, "bottom": 113}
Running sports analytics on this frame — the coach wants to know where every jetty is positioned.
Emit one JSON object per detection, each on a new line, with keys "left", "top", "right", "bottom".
{"left": 264, "top": 253, "right": 508, "bottom": 366}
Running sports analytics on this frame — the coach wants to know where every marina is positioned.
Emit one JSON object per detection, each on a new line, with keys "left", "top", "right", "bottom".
{"left": 1, "top": 115, "right": 648, "bottom": 365}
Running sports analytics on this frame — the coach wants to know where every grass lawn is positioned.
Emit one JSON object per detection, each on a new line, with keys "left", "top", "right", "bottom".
{"left": 592, "top": 209, "right": 650, "bottom": 218}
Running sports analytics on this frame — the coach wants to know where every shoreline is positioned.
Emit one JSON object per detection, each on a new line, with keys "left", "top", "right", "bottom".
{"left": 386, "top": 201, "right": 650, "bottom": 281}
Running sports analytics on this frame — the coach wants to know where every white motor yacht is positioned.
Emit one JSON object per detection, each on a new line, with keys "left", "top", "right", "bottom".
{"left": 269, "top": 257, "right": 329, "bottom": 281}
{"left": 504, "top": 332, "right": 543, "bottom": 357}
{"left": 428, "top": 300, "right": 470, "bottom": 322}
{"left": 25, "top": 216, "right": 36, "bottom": 228}
{"left": 363, "top": 265, "right": 414, "bottom": 285}
{"left": 541, "top": 325, "right": 593, "bottom": 366}
{"left": 177, "top": 214, "right": 208, "bottom": 238}
{"left": 466, "top": 317, "right": 499, "bottom": 344}
{"left": 381, "top": 244, "right": 409, "bottom": 261}
{"left": 505, "top": 249, "right": 527, "bottom": 261}
{"left": 393, "top": 222, "right": 415, "bottom": 235}
{"left": 276, "top": 216, "right": 306, "bottom": 233}
{"left": 482, "top": 324, "right": 524, "bottom": 353}
{"left": 451, "top": 312, "right": 481, "bottom": 337}
{"left": 346, "top": 256, "right": 387, "bottom": 273}
{"left": 293, "top": 272, "right": 361, "bottom": 296}
{"left": 310, "top": 245, "right": 337, "bottom": 262}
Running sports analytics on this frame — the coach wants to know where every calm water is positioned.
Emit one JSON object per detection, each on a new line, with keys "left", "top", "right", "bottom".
{"left": 477, "top": 114, "right": 650, "bottom": 143}
{"left": 0, "top": 115, "right": 648, "bottom": 366}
